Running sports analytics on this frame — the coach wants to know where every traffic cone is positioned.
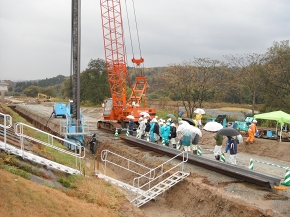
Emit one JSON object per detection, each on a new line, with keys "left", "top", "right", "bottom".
{"left": 126, "top": 129, "right": 129, "bottom": 136}
{"left": 281, "top": 168, "right": 290, "bottom": 186}
{"left": 177, "top": 141, "right": 181, "bottom": 150}
{"left": 136, "top": 130, "right": 140, "bottom": 139}
{"left": 249, "top": 158, "right": 254, "bottom": 170}
{"left": 220, "top": 152, "right": 226, "bottom": 162}
{"left": 197, "top": 146, "right": 202, "bottom": 156}
{"left": 114, "top": 128, "right": 118, "bottom": 137}
{"left": 161, "top": 139, "right": 165, "bottom": 146}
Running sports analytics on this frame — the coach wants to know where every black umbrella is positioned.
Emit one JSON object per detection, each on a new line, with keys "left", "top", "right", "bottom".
{"left": 182, "top": 118, "right": 195, "bottom": 126}
{"left": 166, "top": 114, "right": 176, "bottom": 120}
{"left": 217, "top": 128, "right": 240, "bottom": 136}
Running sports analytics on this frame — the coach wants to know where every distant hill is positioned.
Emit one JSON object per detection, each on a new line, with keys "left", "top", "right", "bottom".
{"left": 12, "top": 75, "right": 67, "bottom": 93}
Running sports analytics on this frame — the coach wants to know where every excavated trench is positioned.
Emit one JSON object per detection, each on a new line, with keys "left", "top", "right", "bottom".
{"left": 4, "top": 104, "right": 290, "bottom": 217}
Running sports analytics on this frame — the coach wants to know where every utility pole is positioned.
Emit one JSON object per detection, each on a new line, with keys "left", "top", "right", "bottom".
{"left": 71, "top": 0, "right": 81, "bottom": 127}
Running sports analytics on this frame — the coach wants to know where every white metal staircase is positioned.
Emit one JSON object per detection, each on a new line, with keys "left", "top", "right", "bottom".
{"left": 0, "top": 112, "right": 84, "bottom": 175}
{"left": 97, "top": 149, "right": 190, "bottom": 207}
{"left": 97, "top": 173, "right": 145, "bottom": 194}
{"left": 131, "top": 171, "right": 189, "bottom": 207}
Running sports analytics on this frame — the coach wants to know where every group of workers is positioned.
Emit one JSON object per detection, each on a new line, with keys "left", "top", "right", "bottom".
{"left": 131, "top": 116, "right": 178, "bottom": 148}
{"left": 128, "top": 115, "right": 202, "bottom": 154}
{"left": 129, "top": 114, "right": 259, "bottom": 164}
{"left": 213, "top": 119, "right": 258, "bottom": 165}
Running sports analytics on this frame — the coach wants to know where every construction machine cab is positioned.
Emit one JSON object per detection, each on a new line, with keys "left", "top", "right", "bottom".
{"left": 103, "top": 98, "right": 113, "bottom": 117}
{"left": 233, "top": 116, "right": 254, "bottom": 131}
{"left": 206, "top": 115, "right": 227, "bottom": 127}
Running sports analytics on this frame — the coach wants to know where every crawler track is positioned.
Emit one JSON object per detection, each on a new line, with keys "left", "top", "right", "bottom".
{"left": 121, "top": 136, "right": 281, "bottom": 189}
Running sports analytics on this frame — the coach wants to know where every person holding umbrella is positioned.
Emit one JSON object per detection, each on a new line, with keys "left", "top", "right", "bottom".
{"left": 213, "top": 133, "right": 223, "bottom": 160}
{"left": 177, "top": 132, "right": 192, "bottom": 152}
{"left": 216, "top": 127, "right": 240, "bottom": 163}
{"left": 194, "top": 108, "right": 205, "bottom": 129}
{"left": 144, "top": 117, "right": 151, "bottom": 141}
{"left": 137, "top": 117, "right": 146, "bottom": 139}
{"left": 150, "top": 118, "right": 156, "bottom": 142}
{"left": 170, "top": 123, "right": 177, "bottom": 148}
{"left": 195, "top": 113, "right": 203, "bottom": 129}
{"left": 161, "top": 122, "right": 171, "bottom": 146}
{"left": 228, "top": 136, "right": 238, "bottom": 165}
{"left": 177, "top": 121, "right": 193, "bottom": 152}
{"left": 153, "top": 119, "right": 160, "bottom": 143}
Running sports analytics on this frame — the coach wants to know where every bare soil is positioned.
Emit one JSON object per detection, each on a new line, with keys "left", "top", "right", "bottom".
{"left": 1, "top": 103, "right": 290, "bottom": 217}
{"left": 99, "top": 132, "right": 290, "bottom": 217}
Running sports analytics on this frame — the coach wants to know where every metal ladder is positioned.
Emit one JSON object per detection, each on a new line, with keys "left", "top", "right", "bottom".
{"left": 97, "top": 149, "right": 189, "bottom": 207}
{"left": 131, "top": 170, "right": 189, "bottom": 207}
{"left": 0, "top": 112, "right": 84, "bottom": 175}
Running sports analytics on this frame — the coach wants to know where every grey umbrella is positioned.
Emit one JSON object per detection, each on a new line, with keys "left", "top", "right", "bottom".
{"left": 166, "top": 114, "right": 176, "bottom": 120}
{"left": 217, "top": 128, "right": 240, "bottom": 136}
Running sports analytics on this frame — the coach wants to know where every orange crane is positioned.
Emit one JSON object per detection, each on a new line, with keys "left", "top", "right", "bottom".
{"left": 98, "top": 0, "right": 156, "bottom": 132}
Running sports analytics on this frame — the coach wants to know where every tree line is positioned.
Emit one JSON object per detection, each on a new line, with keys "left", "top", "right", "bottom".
{"left": 7, "top": 40, "right": 290, "bottom": 116}
{"left": 150, "top": 40, "right": 290, "bottom": 117}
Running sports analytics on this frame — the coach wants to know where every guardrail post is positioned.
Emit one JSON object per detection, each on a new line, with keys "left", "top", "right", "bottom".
{"left": 0, "top": 113, "right": 12, "bottom": 150}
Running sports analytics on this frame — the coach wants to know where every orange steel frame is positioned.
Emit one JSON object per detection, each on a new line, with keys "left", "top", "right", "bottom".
{"left": 100, "top": 0, "right": 155, "bottom": 122}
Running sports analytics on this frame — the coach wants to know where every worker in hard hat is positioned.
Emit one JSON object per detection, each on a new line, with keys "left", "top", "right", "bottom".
{"left": 245, "top": 120, "right": 258, "bottom": 144}
{"left": 195, "top": 113, "right": 203, "bottom": 129}
{"left": 128, "top": 117, "right": 134, "bottom": 136}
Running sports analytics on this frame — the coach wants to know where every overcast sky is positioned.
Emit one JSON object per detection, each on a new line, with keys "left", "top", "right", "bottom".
{"left": 0, "top": 0, "right": 289, "bottom": 81}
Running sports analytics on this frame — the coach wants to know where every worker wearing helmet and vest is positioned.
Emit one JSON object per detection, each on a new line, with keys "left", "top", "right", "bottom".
{"left": 245, "top": 120, "right": 258, "bottom": 144}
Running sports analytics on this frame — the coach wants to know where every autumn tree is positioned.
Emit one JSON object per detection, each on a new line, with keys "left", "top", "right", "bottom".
{"left": 261, "top": 40, "right": 290, "bottom": 112}
{"left": 224, "top": 53, "right": 265, "bottom": 115}
{"left": 165, "top": 58, "right": 226, "bottom": 118}
{"left": 190, "top": 58, "right": 228, "bottom": 107}
{"left": 165, "top": 62, "right": 196, "bottom": 118}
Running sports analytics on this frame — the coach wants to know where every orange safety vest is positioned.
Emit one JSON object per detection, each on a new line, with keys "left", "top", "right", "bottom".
{"left": 248, "top": 124, "right": 257, "bottom": 133}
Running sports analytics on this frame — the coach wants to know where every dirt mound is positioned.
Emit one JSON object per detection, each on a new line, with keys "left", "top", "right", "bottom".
{"left": 200, "top": 131, "right": 290, "bottom": 163}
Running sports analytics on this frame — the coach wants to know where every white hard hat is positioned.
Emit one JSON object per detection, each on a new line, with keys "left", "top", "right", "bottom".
{"left": 171, "top": 123, "right": 175, "bottom": 127}
{"left": 253, "top": 120, "right": 257, "bottom": 123}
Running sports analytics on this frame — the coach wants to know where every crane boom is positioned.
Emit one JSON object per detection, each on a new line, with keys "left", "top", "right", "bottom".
{"left": 100, "top": 0, "right": 127, "bottom": 119}
{"left": 99, "top": 0, "right": 156, "bottom": 132}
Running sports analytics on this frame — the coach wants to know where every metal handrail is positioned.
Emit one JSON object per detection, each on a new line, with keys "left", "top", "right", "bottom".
{"left": 14, "top": 122, "right": 84, "bottom": 171}
{"left": 14, "top": 122, "right": 85, "bottom": 158}
{"left": 0, "top": 112, "right": 12, "bottom": 150}
{"left": 100, "top": 149, "right": 154, "bottom": 179}
{"left": 0, "top": 112, "right": 12, "bottom": 128}
{"left": 133, "top": 151, "right": 188, "bottom": 191}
